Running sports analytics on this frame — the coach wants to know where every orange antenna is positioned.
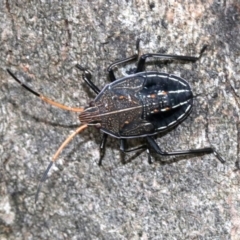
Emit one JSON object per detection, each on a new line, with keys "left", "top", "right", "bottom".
{"left": 35, "top": 124, "right": 88, "bottom": 202}
{"left": 7, "top": 69, "right": 84, "bottom": 112}
{"left": 6, "top": 69, "right": 87, "bottom": 202}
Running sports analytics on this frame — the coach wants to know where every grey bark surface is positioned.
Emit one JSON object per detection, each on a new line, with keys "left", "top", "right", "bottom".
{"left": 0, "top": 1, "right": 240, "bottom": 239}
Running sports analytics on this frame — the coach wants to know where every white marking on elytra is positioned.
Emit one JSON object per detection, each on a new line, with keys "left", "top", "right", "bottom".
{"left": 172, "top": 103, "right": 180, "bottom": 109}
{"left": 169, "top": 77, "right": 187, "bottom": 86}
{"left": 142, "top": 73, "right": 189, "bottom": 88}
{"left": 141, "top": 72, "right": 192, "bottom": 130}
{"left": 157, "top": 91, "right": 166, "bottom": 96}
{"left": 168, "top": 120, "right": 177, "bottom": 126}
{"left": 177, "top": 113, "right": 185, "bottom": 120}
{"left": 158, "top": 125, "right": 168, "bottom": 130}
{"left": 157, "top": 101, "right": 192, "bottom": 130}
{"left": 161, "top": 108, "right": 169, "bottom": 112}
{"left": 157, "top": 119, "right": 178, "bottom": 130}
{"left": 185, "top": 105, "right": 191, "bottom": 112}
{"left": 168, "top": 90, "right": 190, "bottom": 94}
{"left": 172, "top": 100, "right": 189, "bottom": 109}
{"left": 144, "top": 74, "right": 167, "bottom": 78}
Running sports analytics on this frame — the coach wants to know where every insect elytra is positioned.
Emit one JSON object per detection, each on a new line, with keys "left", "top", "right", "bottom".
{"left": 7, "top": 40, "right": 225, "bottom": 201}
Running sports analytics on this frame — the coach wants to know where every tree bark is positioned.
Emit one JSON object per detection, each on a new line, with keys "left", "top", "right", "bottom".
{"left": 0, "top": 1, "right": 239, "bottom": 239}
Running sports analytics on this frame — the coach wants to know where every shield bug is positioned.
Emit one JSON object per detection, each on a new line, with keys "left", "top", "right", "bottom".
{"left": 7, "top": 41, "right": 225, "bottom": 201}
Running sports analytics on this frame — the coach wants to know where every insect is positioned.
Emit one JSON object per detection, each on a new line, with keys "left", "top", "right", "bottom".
{"left": 7, "top": 40, "right": 225, "bottom": 201}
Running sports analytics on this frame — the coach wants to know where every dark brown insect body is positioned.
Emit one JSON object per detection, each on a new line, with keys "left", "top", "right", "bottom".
{"left": 80, "top": 72, "right": 192, "bottom": 139}
{"left": 7, "top": 42, "right": 225, "bottom": 202}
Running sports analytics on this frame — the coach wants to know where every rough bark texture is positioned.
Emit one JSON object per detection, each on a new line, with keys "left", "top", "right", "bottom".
{"left": 0, "top": 1, "right": 240, "bottom": 239}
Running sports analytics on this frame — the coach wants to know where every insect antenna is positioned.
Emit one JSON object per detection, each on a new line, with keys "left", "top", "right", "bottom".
{"left": 6, "top": 69, "right": 88, "bottom": 201}
{"left": 35, "top": 124, "right": 88, "bottom": 203}
{"left": 7, "top": 69, "right": 84, "bottom": 112}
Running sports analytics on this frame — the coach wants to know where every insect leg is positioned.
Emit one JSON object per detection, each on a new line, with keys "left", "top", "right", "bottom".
{"left": 119, "top": 139, "right": 152, "bottom": 163}
{"left": 98, "top": 134, "right": 108, "bottom": 165}
{"left": 75, "top": 64, "right": 100, "bottom": 94}
{"left": 146, "top": 136, "right": 225, "bottom": 164}
{"left": 107, "top": 55, "right": 138, "bottom": 81}
{"left": 120, "top": 139, "right": 147, "bottom": 152}
{"left": 136, "top": 45, "right": 208, "bottom": 72}
{"left": 106, "top": 39, "right": 142, "bottom": 81}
